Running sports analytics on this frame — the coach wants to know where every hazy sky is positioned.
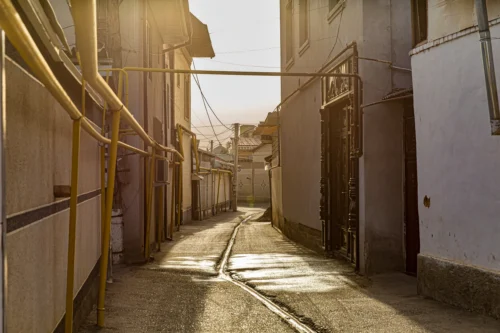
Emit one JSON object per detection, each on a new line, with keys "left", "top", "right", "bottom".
{"left": 188, "top": 0, "right": 280, "bottom": 148}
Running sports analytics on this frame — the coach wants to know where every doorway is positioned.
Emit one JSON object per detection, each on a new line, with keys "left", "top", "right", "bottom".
{"left": 403, "top": 103, "right": 420, "bottom": 275}
{"left": 321, "top": 98, "right": 358, "bottom": 265}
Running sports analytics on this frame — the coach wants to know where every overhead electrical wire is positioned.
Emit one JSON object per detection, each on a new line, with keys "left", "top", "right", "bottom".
{"left": 192, "top": 61, "right": 233, "bottom": 131}
{"left": 324, "top": 6, "right": 345, "bottom": 65}
{"left": 191, "top": 66, "right": 223, "bottom": 146}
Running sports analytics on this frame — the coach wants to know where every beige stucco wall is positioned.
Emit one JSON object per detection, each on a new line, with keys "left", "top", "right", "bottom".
{"left": 428, "top": 0, "right": 500, "bottom": 41}
{"left": 5, "top": 59, "right": 101, "bottom": 331}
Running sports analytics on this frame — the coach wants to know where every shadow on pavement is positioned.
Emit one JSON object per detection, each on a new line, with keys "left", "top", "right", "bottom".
{"left": 229, "top": 221, "right": 500, "bottom": 332}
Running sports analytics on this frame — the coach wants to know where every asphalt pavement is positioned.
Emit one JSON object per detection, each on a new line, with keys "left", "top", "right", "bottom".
{"left": 80, "top": 208, "right": 500, "bottom": 332}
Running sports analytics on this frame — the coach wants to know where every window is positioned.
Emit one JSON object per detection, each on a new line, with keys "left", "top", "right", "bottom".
{"left": 285, "top": 0, "right": 293, "bottom": 63}
{"left": 184, "top": 74, "right": 190, "bottom": 120}
{"left": 329, "top": 0, "right": 339, "bottom": 11}
{"left": 412, "top": 0, "right": 428, "bottom": 46}
{"left": 299, "top": 0, "right": 309, "bottom": 47}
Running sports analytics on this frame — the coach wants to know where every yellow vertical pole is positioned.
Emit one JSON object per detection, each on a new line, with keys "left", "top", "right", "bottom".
{"left": 157, "top": 186, "right": 164, "bottom": 248}
{"left": 216, "top": 170, "right": 221, "bottom": 214}
{"left": 177, "top": 163, "right": 183, "bottom": 230}
{"left": 100, "top": 73, "right": 110, "bottom": 246}
{"left": 223, "top": 173, "right": 227, "bottom": 212}
{"left": 170, "top": 163, "right": 175, "bottom": 238}
{"left": 64, "top": 118, "right": 81, "bottom": 333}
{"left": 145, "top": 149, "right": 156, "bottom": 259}
{"left": 97, "top": 108, "right": 122, "bottom": 328}
{"left": 176, "top": 128, "right": 183, "bottom": 229}
{"left": 81, "top": 80, "right": 86, "bottom": 117}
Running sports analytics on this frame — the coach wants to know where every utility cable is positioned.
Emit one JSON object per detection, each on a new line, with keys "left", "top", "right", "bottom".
{"left": 192, "top": 69, "right": 223, "bottom": 146}
{"left": 192, "top": 61, "right": 233, "bottom": 131}
{"left": 323, "top": 7, "right": 345, "bottom": 66}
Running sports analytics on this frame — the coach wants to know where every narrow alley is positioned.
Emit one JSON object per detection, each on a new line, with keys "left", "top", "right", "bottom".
{"left": 79, "top": 209, "right": 499, "bottom": 333}
{"left": 3, "top": 0, "right": 500, "bottom": 331}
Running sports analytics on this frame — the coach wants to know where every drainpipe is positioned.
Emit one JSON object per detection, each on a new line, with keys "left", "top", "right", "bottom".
{"left": 475, "top": 0, "right": 500, "bottom": 135}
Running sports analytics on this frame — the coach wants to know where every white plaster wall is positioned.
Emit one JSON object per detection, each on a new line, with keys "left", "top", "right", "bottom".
{"left": 411, "top": 27, "right": 500, "bottom": 272}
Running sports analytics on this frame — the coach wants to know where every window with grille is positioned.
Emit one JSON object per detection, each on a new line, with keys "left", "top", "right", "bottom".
{"left": 412, "top": 0, "right": 428, "bottom": 46}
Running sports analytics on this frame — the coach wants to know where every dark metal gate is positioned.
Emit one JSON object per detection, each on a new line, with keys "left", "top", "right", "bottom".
{"left": 320, "top": 54, "right": 359, "bottom": 267}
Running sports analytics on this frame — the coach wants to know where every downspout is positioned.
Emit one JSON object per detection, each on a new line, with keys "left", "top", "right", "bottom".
{"left": 475, "top": 0, "right": 500, "bottom": 135}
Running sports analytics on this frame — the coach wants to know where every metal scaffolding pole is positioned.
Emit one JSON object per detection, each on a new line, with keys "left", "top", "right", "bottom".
{"left": 233, "top": 124, "right": 239, "bottom": 212}
{"left": 0, "top": 28, "right": 6, "bottom": 333}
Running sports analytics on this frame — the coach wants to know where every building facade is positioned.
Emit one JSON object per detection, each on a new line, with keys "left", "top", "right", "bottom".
{"left": 410, "top": 0, "right": 500, "bottom": 319}
{"left": 2, "top": 0, "right": 214, "bottom": 330}
{"left": 235, "top": 126, "right": 272, "bottom": 205}
{"left": 278, "top": 0, "right": 415, "bottom": 275}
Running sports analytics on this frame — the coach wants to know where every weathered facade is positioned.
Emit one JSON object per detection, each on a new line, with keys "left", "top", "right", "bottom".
{"left": 278, "top": 0, "right": 415, "bottom": 274}
{"left": 410, "top": 0, "right": 500, "bottom": 319}
{"left": 2, "top": 0, "right": 214, "bottom": 331}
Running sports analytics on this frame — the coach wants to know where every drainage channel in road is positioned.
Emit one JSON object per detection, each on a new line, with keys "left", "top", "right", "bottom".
{"left": 218, "top": 214, "right": 318, "bottom": 333}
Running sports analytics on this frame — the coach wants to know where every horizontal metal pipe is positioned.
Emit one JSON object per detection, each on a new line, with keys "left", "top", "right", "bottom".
{"left": 121, "top": 66, "right": 361, "bottom": 78}
{"left": 200, "top": 167, "right": 232, "bottom": 174}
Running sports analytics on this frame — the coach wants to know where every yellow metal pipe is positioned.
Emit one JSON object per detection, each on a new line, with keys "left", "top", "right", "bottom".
{"left": 176, "top": 128, "right": 183, "bottom": 229}
{"left": 104, "top": 68, "right": 129, "bottom": 109}
{"left": 121, "top": 66, "right": 361, "bottom": 78}
{"left": 170, "top": 163, "right": 176, "bottom": 238}
{"left": 97, "top": 109, "right": 121, "bottom": 327}
{"left": 71, "top": 2, "right": 183, "bottom": 160}
{"left": 216, "top": 169, "right": 221, "bottom": 214}
{"left": 64, "top": 119, "right": 81, "bottom": 333}
{"left": 158, "top": 187, "right": 164, "bottom": 247}
{"left": 176, "top": 124, "right": 199, "bottom": 173}
{"left": 223, "top": 173, "right": 227, "bottom": 212}
{"left": 145, "top": 149, "right": 156, "bottom": 259}
{"left": 81, "top": 80, "right": 86, "bottom": 117}
{"left": 100, "top": 73, "right": 110, "bottom": 245}
{"left": 0, "top": 0, "right": 154, "bottom": 160}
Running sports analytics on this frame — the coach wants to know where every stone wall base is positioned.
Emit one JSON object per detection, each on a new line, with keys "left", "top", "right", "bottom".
{"left": 54, "top": 258, "right": 100, "bottom": 332}
{"left": 278, "top": 218, "right": 323, "bottom": 254}
{"left": 418, "top": 254, "right": 500, "bottom": 319}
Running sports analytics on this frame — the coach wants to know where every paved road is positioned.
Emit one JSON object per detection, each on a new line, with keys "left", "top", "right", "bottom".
{"left": 80, "top": 208, "right": 500, "bottom": 332}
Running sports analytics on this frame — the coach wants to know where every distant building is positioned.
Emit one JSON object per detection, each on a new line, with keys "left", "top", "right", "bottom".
{"left": 236, "top": 126, "right": 272, "bottom": 204}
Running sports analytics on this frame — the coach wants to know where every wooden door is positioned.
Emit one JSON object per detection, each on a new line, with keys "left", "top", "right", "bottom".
{"left": 404, "top": 104, "right": 420, "bottom": 275}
